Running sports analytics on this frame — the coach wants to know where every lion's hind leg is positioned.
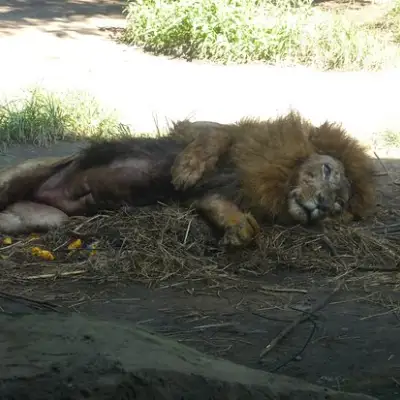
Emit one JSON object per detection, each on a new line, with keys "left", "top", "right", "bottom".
{"left": 171, "top": 122, "right": 233, "bottom": 190}
{"left": 193, "top": 194, "right": 260, "bottom": 247}
{"left": 0, "top": 201, "right": 68, "bottom": 235}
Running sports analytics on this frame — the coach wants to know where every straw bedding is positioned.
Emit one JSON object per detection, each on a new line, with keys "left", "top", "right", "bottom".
{"left": 0, "top": 203, "right": 398, "bottom": 288}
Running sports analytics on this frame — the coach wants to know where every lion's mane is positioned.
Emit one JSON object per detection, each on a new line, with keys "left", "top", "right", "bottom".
{"left": 214, "top": 111, "right": 375, "bottom": 223}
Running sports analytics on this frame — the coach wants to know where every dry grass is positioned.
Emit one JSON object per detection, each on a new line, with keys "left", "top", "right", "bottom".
{"left": 0, "top": 204, "right": 399, "bottom": 291}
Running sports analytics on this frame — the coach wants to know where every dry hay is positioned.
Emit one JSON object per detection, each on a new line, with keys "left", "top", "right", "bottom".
{"left": 0, "top": 203, "right": 399, "bottom": 291}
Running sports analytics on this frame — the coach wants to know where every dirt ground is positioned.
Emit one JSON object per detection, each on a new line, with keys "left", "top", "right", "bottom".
{"left": 1, "top": 0, "right": 400, "bottom": 398}
{"left": 0, "top": 144, "right": 399, "bottom": 399}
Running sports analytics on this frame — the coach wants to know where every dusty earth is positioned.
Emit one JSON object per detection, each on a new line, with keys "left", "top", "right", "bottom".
{"left": 0, "top": 143, "right": 399, "bottom": 400}
{"left": 0, "top": 312, "right": 382, "bottom": 399}
{"left": 0, "top": 0, "right": 400, "bottom": 399}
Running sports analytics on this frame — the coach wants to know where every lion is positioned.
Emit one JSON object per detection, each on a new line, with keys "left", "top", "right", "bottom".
{"left": 169, "top": 111, "right": 376, "bottom": 226}
{"left": 0, "top": 111, "right": 375, "bottom": 247}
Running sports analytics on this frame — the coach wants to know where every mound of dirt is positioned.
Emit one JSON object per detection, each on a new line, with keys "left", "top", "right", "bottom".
{"left": 0, "top": 311, "right": 378, "bottom": 400}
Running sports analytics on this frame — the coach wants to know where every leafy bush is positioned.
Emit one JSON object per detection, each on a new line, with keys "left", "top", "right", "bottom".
{"left": 122, "top": 0, "right": 400, "bottom": 70}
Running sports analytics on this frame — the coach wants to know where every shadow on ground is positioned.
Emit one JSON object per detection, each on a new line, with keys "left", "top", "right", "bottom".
{"left": 0, "top": 0, "right": 125, "bottom": 37}
{"left": 0, "top": 141, "right": 399, "bottom": 399}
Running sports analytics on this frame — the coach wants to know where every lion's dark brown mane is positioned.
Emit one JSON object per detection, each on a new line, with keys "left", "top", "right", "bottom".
{"left": 77, "top": 136, "right": 182, "bottom": 170}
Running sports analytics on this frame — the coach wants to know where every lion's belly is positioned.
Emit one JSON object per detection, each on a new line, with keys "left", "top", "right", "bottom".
{"left": 34, "top": 156, "right": 180, "bottom": 215}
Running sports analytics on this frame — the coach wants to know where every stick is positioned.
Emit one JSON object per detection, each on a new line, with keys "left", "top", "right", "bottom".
{"left": 373, "top": 151, "right": 394, "bottom": 184}
{"left": 372, "top": 172, "right": 388, "bottom": 177}
{"left": 70, "top": 215, "right": 104, "bottom": 235}
{"left": 259, "top": 282, "right": 343, "bottom": 359}
{"left": 193, "top": 322, "right": 236, "bottom": 331}
{"left": 260, "top": 285, "right": 307, "bottom": 294}
{"left": 321, "top": 235, "right": 338, "bottom": 257}
{"left": 371, "top": 223, "right": 400, "bottom": 234}
{"left": 25, "top": 270, "right": 86, "bottom": 280}
{"left": 0, "top": 291, "right": 60, "bottom": 311}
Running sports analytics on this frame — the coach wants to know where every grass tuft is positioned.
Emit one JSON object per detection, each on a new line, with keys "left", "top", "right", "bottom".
{"left": 0, "top": 88, "right": 133, "bottom": 146}
{"left": 122, "top": 0, "right": 400, "bottom": 70}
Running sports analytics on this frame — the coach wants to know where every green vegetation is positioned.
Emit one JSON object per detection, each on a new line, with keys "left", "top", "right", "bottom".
{"left": 122, "top": 0, "right": 400, "bottom": 70}
{"left": 387, "top": 0, "right": 400, "bottom": 43}
{"left": 381, "top": 130, "right": 400, "bottom": 148}
{"left": 0, "top": 88, "right": 131, "bottom": 146}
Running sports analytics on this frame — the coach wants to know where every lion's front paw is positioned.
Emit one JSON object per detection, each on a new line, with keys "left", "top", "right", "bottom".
{"left": 221, "top": 212, "right": 260, "bottom": 247}
{"left": 171, "top": 153, "right": 206, "bottom": 191}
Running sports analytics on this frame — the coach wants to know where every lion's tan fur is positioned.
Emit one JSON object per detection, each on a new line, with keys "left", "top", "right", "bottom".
{"left": 171, "top": 111, "right": 376, "bottom": 224}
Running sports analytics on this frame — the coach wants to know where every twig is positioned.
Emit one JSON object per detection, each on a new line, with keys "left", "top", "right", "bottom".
{"left": 0, "top": 290, "right": 60, "bottom": 311}
{"left": 321, "top": 235, "right": 338, "bottom": 257}
{"left": 192, "top": 322, "right": 236, "bottom": 331}
{"left": 357, "top": 266, "right": 398, "bottom": 272}
{"left": 183, "top": 218, "right": 193, "bottom": 245}
{"left": 70, "top": 215, "right": 104, "bottom": 235}
{"left": 392, "top": 377, "right": 400, "bottom": 387}
{"left": 0, "top": 237, "right": 38, "bottom": 252}
{"left": 25, "top": 270, "right": 86, "bottom": 280}
{"left": 371, "top": 223, "right": 400, "bottom": 235}
{"left": 360, "top": 306, "right": 400, "bottom": 321}
{"left": 260, "top": 285, "right": 307, "bottom": 294}
{"left": 259, "top": 282, "right": 343, "bottom": 359}
{"left": 373, "top": 171, "right": 388, "bottom": 177}
{"left": 269, "top": 317, "right": 317, "bottom": 372}
{"left": 374, "top": 151, "right": 394, "bottom": 184}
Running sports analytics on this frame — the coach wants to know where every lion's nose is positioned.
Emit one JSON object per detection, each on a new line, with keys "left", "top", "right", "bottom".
{"left": 317, "top": 193, "right": 330, "bottom": 212}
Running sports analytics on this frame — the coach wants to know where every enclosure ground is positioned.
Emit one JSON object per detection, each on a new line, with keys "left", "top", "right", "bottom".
{"left": 0, "top": 146, "right": 399, "bottom": 399}
{"left": 2, "top": 266, "right": 399, "bottom": 398}
{"left": 0, "top": 312, "right": 381, "bottom": 400}
{"left": 1, "top": 1, "right": 400, "bottom": 398}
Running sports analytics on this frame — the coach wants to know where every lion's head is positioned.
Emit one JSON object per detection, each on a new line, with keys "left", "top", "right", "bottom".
{"left": 231, "top": 111, "right": 374, "bottom": 225}
{"left": 287, "top": 154, "right": 350, "bottom": 224}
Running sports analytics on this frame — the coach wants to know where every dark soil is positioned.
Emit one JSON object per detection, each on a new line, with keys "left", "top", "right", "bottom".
{"left": 0, "top": 144, "right": 399, "bottom": 399}
{"left": 0, "top": 312, "right": 378, "bottom": 400}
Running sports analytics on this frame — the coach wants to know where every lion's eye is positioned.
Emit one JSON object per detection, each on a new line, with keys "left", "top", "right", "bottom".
{"left": 322, "top": 163, "right": 332, "bottom": 179}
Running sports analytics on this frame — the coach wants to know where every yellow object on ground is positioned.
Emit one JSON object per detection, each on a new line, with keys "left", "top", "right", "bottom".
{"left": 2, "top": 237, "right": 12, "bottom": 245}
{"left": 31, "top": 247, "right": 55, "bottom": 261}
{"left": 68, "top": 239, "right": 83, "bottom": 250}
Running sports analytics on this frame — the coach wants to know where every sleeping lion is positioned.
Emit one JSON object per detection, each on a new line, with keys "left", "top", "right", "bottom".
{"left": 170, "top": 111, "right": 375, "bottom": 226}
{"left": 0, "top": 111, "right": 375, "bottom": 247}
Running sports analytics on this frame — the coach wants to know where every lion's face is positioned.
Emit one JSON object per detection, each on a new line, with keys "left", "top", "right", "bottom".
{"left": 288, "top": 154, "right": 350, "bottom": 224}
